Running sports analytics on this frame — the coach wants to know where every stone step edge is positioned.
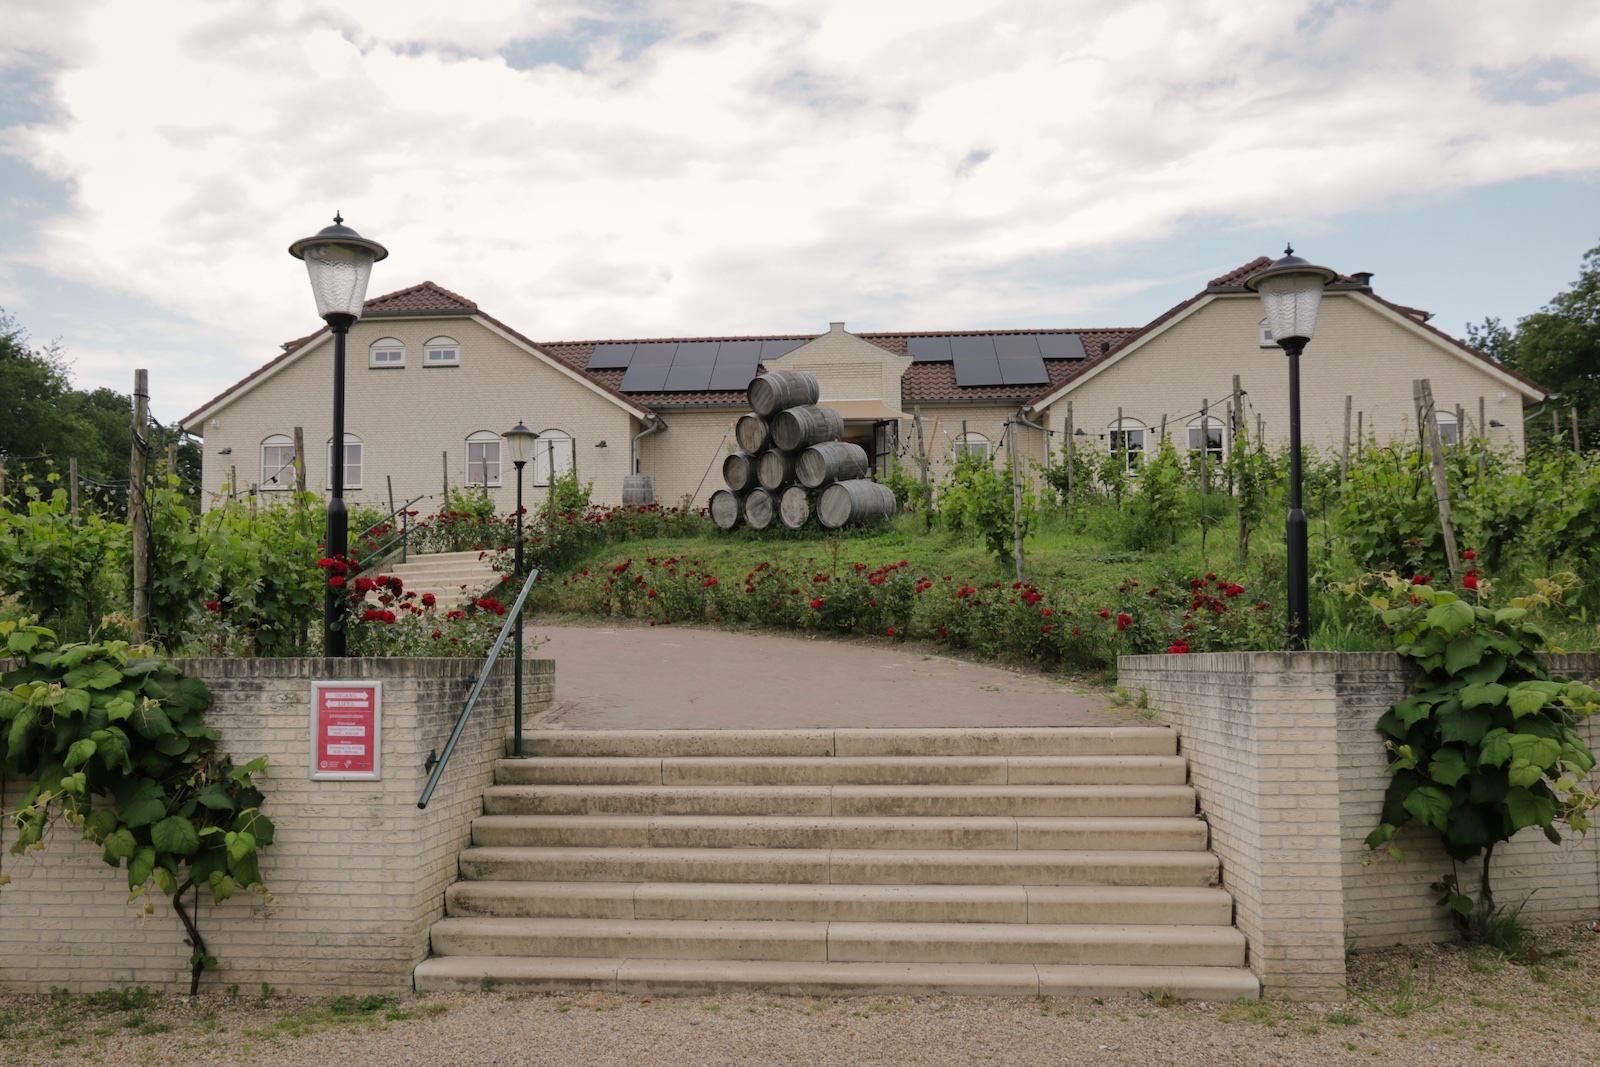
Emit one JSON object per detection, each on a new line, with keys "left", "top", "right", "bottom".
{"left": 414, "top": 956, "right": 1260, "bottom": 1001}
{"left": 510, "top": 727, "right": 1177, "bottom": 759}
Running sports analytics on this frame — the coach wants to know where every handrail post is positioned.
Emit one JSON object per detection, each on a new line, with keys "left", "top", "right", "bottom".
{"left": 512, "top": 461, "right": 527, "bottom": 758}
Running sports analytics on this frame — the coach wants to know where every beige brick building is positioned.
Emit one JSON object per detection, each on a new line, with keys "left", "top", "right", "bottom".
{"left": 182, "top": 261, "right": 1546, "bottom": 512}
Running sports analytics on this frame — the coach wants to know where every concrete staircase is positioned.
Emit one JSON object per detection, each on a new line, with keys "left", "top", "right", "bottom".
{"left": 381, "top": 550, "right": 505, "bottom": 607}
{"left": 414, "top": 728, "right": 1258, "bottom": 1000}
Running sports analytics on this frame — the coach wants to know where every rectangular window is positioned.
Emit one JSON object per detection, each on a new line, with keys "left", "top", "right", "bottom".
{"left": 261, "top": 442, "right": 296, "bottom": 490}
{"left": 1188, "top": 425, "right": 1224, "bottom": 464}
{"left": 370, "top": 348, "right": 404, "bottom": 367}
{"left": 1110, "top": 428, "right": 1144, "bottom": 470}
{"left": 466, "top": 441, "right": 501, "bottom": 486}
{"left": 533, "top": 437, "right": 575, "bottom": 486}
{"left": 327, "top": 442, "right": 363, "bottom": 489}
{"left": 425, "top": 346, "right": 458, "bottom": 365}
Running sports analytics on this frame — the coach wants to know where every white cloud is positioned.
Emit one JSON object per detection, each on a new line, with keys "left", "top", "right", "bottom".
{"left": 3, "top": 0, "right": 1600, "bottom": 416}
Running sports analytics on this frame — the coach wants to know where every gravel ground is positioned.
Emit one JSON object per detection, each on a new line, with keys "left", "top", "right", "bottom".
{"left": 5, "top": 929, "right": 1597, "bottom": 1067}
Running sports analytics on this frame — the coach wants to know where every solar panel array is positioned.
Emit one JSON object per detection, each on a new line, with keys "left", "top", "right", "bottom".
{"left": 587, "top": 338, "right": 810, "bottom": 393}
{"left": 906, "top": 332, "right": 1085, "bottom": 387}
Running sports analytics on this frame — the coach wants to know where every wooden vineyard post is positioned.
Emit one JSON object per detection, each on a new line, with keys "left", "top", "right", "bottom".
{"left": 913, "top": 406, "right": 931, "bottom": 529}
{"left": 1064, "top": 401, "right": 1075, "bottom": 521}
{"left": 131, "top": 369, "right": 151, "bottom": 642}
{"left": 1341, "top": 395, "right": 1352, "bottom": 483}
{"left": 1007, "top": 419, "right": 1025, "bottom": 582}
{"left": 1415, "top": 379, "right": 1462, "bottom": 585}
{"left": 1198, "top": 399, "right": 1209, "bottom": 557}
{"left": 1573, "top": 406, "right": 1581, "bottom": 454}
{"left": 293, "top": 426, "right": 307, "bottom": 494}
{"left": 442, "top": 451, "right": 449, "bottom": 501}
{"left": 1478, "top": 396, "right": 1487, "bottom": 481}
{"left": 69, "top": 457, "right": 79, "bottom": 521}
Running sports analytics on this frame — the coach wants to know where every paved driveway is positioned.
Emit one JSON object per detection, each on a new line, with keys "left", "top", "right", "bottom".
{"left": 527, "top": 620, "right": 1131, "bottom": 730}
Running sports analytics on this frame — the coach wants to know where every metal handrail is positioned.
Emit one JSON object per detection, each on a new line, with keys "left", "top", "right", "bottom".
{"left": 353, "top": 494, "right": 426, "bottom": 567}
{"left": 417, "top": 567, "right": 539, "bottom": 809}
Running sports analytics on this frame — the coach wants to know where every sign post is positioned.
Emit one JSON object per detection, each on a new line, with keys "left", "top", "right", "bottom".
{"left": 310, "top": 680, "right": 382, "bottom": 781}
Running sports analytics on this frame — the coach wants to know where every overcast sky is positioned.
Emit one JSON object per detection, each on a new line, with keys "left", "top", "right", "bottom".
{"left": 3, "top": 0, "right": 1600, "bottom": 425}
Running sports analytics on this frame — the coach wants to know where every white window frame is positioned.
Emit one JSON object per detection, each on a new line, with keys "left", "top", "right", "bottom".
{"left": 954, "top": 432, "right": 990, "bottom": 464}
{"left": 424, "top": 335, "right": 460, "bottom": 367}
{"left": 465, "top": 431, "right": 503, "bottom": 487}
{"left": 1109, "top": 418, "right": 1146, "bottom": 472}
{"left": 261, "top": 435, "right": 296, "bottom": 491}
{"left": 369, "top": 337, "right": 405, "bottom": 368}
{"left": 532, "top": 429, "right": 574, "bottom": 487}
{"left": 325, "top": 433, "right": 363, "bottom": 490}
{"left": 1435, "top": 411, "right": 1459, "bottom": 446}
{"left": 1187, "top": 416, "right": 1225, "bottom": 464}
{"left": 1258, "top": 318, "right": 1277, "bottom": 348}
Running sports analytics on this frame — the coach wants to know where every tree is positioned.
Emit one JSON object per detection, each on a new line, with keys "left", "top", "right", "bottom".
{"left": 1469, "top": 243, "right": 1600, "bottom": 449}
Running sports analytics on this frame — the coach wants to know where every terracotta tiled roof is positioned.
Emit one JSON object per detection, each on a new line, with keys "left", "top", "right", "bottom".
{"left": 364, "top": 280, "right": 477, "bottom": 315}
{"left": 1208, "top": 258, "right": 1273, "bottom": 288}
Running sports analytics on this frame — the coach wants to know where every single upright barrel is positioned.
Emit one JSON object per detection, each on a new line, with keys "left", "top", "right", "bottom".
{"left": 795, "top": 440, "right": 870, "bottom": 489}
{"left": 723, "top": 451, "right": 759, "bottom": 492}
{"left": 748, "top": 370, "right": 820, "bottom": 418}
{"left": 735, "top": 413, "right": 771, "bottom": 454}
{"left": 779, "top": 486, "right": 811, "bottom": 529}
{"left": 709, "top": 489, "right": 742, "bottom": 530}
{"left": 756, "top": 449, "right": 795, "bottom": 491}
{"left": 817, "top": 479, "right": 896, "bottom": 529}
{"left": 770, "top": 405, "right": 844, "bottom": 452}
{"left": 743, "top": 487, "right": 779, "bottom": 530}
{"left": 621, "top": 474, "right": 654, "bottom": 506}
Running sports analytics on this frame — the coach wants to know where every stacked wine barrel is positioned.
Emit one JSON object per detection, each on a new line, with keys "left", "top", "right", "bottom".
{"left": 708, "top": 369, "right": 896, "bottom": 532}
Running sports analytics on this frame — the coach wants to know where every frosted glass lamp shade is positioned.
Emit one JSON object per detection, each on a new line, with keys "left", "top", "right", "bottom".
{"left": 288, "top": 217, "right": 388, "bottom": 322}
{"left": 504, "top": 422, "right": 539, "bottom": 466}
{"left": 1244, "top": 248, "right": 1337, "bottom": 345}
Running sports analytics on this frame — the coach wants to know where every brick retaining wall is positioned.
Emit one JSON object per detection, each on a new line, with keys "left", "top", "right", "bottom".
{"left": 0, "top": 656, "right": 553, "bottom": 995}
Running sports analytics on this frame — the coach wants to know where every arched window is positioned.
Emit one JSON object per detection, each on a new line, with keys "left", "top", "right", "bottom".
{"left": 1109, "top": 417, "right": 1146, "bottom": 471}
{"left": 261, "top": 434, "right": 296, "bottom": 490}
{"left": 533, "top": 429, "right": 574, "bottom": 486}
{"left": 466, "top": 430, "right": 502, "bottom": 487}
{"left": 954, "top": 432, "right": 990, "bottom": 464}
{"left": 425, "top": 336, "right": 459, "bottom": 366}
{"left": 1187, "top": 415, "right": 1225, "bottom": 464}
{"left": 369, "top": 337, "right": 404, "bottom": 368}
{"left": 326, "top": 433, "right": 363, "bottom": 489}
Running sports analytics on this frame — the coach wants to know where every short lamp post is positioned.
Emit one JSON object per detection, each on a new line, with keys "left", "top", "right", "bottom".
{"left": 289, "top": 214, "right": 388, "bottom": 657}
{"left": 503, "top": 421, "right": 539, "bottom": 756}
{"left": 1245, "top": 247, "right": 1336, "bottom": 650}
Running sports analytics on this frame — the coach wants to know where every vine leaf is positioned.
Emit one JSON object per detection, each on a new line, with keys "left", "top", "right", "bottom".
{"left": 1425, "top": 600, "right": 1474, "bottom": 636}
{"left": 1507, "top": 682, "right": 1562, "bottom": 719}
{"left": 1457, "top": 682, "right": 1508, "bottom": 710}
{"left": 1478, "top": 728, "right": 1512, "bottom": 767}
{"left": 1402, "top": 785, "right": 1453, "bottom": 830}
{"left": 1437, "top": 704, "right": 1492, "bottom": 745}
{"left": 101, "top": 827, "right": 137, "bottom": 863}
{"left": 64, "top": 662, "right": 123, "bottom": 691}
{"left": 1504, "top": 786, "right": 1556, "bottom": 831}
{"left": 1505, "top": 734, "right": 1562, "bottom": 788}
{"left": 1444, "top": 634, "right": 1485, "bottom": 675}
{"left": 1428, "top": 747, "right": 1470, "bottom": 787}
{"left": 127, "top": 700, "right": 174, "bottom": 739}
{"left": 151, "top": 816, "right": 201, "bottom": 857}
{"left": 113, "top": 776, "right": 168, "bottom": 828}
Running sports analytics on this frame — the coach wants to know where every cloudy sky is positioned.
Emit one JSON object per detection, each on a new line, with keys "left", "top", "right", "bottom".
{"left": 3, "top": 0, "right": 1600, "bottom": 425}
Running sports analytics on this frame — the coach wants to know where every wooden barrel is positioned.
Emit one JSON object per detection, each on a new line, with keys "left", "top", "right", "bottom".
{"left": 735, "top": 413, "right": 771, "bottom": 454}
{"left": 621, "top": 473, "right": 654, "bottom": 506}
{"left": 748, "top": 370, "right": 820, "bottom": 418}
{"left": 743, "top": 487, "right": 779, "bottom": 530}
{"left": 795, "top": 440, "right": 870, "bottom": 489}
{"left": 770, "top": 405, "right": 844, "bottom": 452}
{"left": 723, "top": 451, "right": 759, "bottom": 492}
{"left": 756, "top": 449, "right": 795, "bottom": 491}
{"left": 779, "top": 486, "right": 811, "bottom": 529}
{"left": 709, "top": 489, "right": 742, "bottom": 530}
{"left": 817, "top": 479, "right": 896, "bottom": 529}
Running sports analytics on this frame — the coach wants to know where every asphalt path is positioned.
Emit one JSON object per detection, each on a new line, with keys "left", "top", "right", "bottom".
{"left": 526, "top": 619, "right": 1130, "bottom": 730}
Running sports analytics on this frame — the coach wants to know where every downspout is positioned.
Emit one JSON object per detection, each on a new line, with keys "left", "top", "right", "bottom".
{"left": 1016, "top": 406, "right": 1052, "bottom": 474}
{"left": 631, "top": 412, "right": 666, "bottom": 474}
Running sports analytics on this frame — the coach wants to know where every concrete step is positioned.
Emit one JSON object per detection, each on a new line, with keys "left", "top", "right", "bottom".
{"left": 444, "top": 881, "right": 1237, "bottom": 926}
{"left": 458, "top": 846, "right": 1220, "bottom": 887}
{"left": 516, "top": 727, "right": 1176, "bottom": 759}
{"left": 414, "top": 955, "right": 1261, "bottom": 1000}
{"left": 468, "top": 815, "right": 1208, "bottom": 851}
{"left": 493, "top": 756, "right": 1188, "bottom": 787}
{"left": 483, "top": 784, "right": 1196, "bottom": 818}
{"left": 429, "top": 917, "right": 1246, "bottom": 967}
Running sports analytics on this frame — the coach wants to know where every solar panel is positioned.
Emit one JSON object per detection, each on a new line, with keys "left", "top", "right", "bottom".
{"left": 1037, "top": 333, "right": 1087, "bottom": 360}
{"left": 619, "top": 342, "right": 678, "bottom": 392}
{"left": 994, "top": 334, "right": 1048, "bottom": 386}
{"left": 906, "top": 336, "right": 953, "bottom": 362}
{"left": 709, "top": 340, "right": 764, "bottom": 391}
{"left": 949, "top": 335, "right": 1003, "bottom": 387}
{"left": 585, "top": 343, "right": 636, "bottom": 369}
{"left": 759, "top": 338, "right": 807, "bottom": 360}
{"left": 663, "top": 341, "right": 719, "bottom": 392}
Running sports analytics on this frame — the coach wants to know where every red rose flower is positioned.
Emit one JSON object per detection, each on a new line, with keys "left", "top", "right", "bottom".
{"left": 1116, "top": 613, "right": 1131, "bottom": 631}
{"left": 204, "top": 600, "right": 220, "bottom": 612}
{"left": 1463, "top": 574, "right": 1479, "bottom": 589}
{"left": 421, "top": 593, "right": 436, "bottom": 607}
{"left": 1462, "top": 550, "right": 1476, "bottom": 560}
{"left": 1099, "top": 609, "right": 1111, "bottom": 618}
{"left": 886, "top": 627, "right": 896, "bottom": 636}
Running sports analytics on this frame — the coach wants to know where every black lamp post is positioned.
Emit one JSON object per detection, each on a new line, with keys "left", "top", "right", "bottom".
{"left": 289, "top": 214, "right": 388, "bottom": 657}
{"left": 1245, "top": 247, "right": 1336, "bottom": 650}
{"left": 503, "top": 422, "right": 538, "bottom": 755}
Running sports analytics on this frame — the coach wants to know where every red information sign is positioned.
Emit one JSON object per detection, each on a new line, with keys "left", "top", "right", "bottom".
{"left": 310, "top": 681, "right": 383, "bottom": 781}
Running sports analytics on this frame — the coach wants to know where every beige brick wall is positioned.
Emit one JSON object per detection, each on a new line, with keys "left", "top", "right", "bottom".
{"left": 638, "top": 409, "right": 742, "bottom": 508}
{"left": 1040, "top": 293, "right": 1533, "bottom": 460}
{"left": 192, "top": 316, "right": 642, "bottom": 511}
{"left": 779, "top": 323, "right": 911, "bottom": 409}
{"left": 1119, "top": 651, "right": 1600, "bottom": 999}
{"left": 0, "top": 656, "right": 553, "bottom": 995}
